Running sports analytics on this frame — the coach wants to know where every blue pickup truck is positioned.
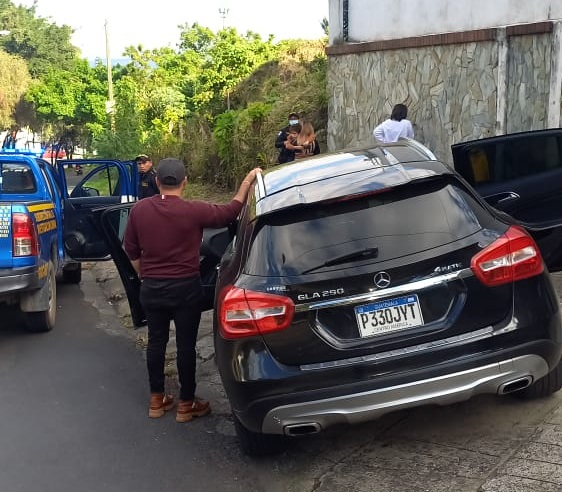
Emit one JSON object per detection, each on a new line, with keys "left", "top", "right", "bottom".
{"left": 0, "top": 150, "right": 137, "bottom": 332}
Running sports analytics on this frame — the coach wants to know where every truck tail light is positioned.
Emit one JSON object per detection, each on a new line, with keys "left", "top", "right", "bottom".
{"left": 12, "top": 212, "right": 39, "bottom": 257}
{"left": 218, "top": 286, "right": 295, "bottom": 339}
{"left": 471, "top": 226, "right": 543, "bottom": 287}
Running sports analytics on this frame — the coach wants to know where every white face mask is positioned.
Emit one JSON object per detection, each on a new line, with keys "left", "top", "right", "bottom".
{"left": 289, "top": 119, "right": 299, "bottom": 125}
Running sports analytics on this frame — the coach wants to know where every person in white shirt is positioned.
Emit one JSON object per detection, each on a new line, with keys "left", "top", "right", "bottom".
{"left": 373, "top": 104, "right": 414, "bottom": 143}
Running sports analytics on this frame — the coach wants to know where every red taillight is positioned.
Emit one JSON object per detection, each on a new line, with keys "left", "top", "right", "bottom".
{"left": 218, "top": 286, "right": 295, "bottom": 339}
{"left": 12, "top": 213, "right": 39, "bottom": 257}
{"left": 471, "top": 226, "right": 543, "bottom": 287}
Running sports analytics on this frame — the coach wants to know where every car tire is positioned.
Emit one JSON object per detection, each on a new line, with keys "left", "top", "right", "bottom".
{"left": 513, "top": 361, "right": 562, "bottom": 399}
{"left": 24, "top": 261, "right": 57, "bottom": 333}
{"left": 232, "top": 413, "right": 287, "bottom": 457}
{"left": 62, "top": 262, "right": 82, "bottom": 284}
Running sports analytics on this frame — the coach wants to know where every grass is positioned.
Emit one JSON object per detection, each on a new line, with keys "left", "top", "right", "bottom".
{"left": 183, "top": 182, "right": 234, "bottom": 203}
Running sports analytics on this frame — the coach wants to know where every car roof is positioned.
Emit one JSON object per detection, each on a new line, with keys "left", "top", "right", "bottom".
{"left": 255, "top": 139, "right": 453, "bottom": 216}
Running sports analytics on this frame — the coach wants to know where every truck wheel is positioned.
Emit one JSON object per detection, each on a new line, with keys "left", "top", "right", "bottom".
{"left": 232, "top": 413, "right": 287, "bottom": 457}
{"left": 62, "top": 262, "right": 82, "bottom": 284}
{"left": 24, "top": 261, "right": 57, "bottom": 333}
{"left": 513, "top": 361, "right": 562, "bottom": 399}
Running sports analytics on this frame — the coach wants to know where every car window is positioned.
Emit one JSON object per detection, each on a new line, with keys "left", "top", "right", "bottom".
{"left": 42, "top": 161, "right": 63, "bottom": 198}
{"left": 39, "top": 167, "right": 54, "bottom": 200}
{"left": 71, "top": 165, "right": 121, "bottom": 198}
{"left": 96, "top": 206, "right": 131, "bottom": 243}
{"left": 0, "top": 162, "right": 37, "bottom": 194}
{"left": 245, "top": 179, "right": 495, "bottom": 277}
{"left": 459, "top": 134, "right": 562, "bottom": 186}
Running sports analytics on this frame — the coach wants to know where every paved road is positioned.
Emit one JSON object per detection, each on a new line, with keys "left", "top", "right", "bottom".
{"left": 1, "top": 264, "right": 561, "bottom": 491}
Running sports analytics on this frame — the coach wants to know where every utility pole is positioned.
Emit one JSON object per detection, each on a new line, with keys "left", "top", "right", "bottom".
{"left": 218, "top": 8, "right": 229, "bottom": 29}
{"left": 105, "top": 19, "right": 115, "bottom": 131}
{"left": 219, "top": 8, "right": 231, "bottom": 110}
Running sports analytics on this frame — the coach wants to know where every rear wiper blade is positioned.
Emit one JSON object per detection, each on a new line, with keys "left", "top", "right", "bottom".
{"left": 302, "top": 247, "right": 379, "bottom": 274}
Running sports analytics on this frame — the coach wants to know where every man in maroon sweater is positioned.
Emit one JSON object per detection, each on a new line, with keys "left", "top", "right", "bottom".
{"left": 123, "top": 157, "right": 260, "bottom": 422}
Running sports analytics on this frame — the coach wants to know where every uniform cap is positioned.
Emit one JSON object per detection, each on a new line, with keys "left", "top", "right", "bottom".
{"left": 135, "top": 154, "right": 150, "bottom": 163}
{"left": 156, "top": 158, "right": 186, "bottom": 186}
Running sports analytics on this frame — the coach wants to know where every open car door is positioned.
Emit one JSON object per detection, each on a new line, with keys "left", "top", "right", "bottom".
{"left": 451, "top": 129, "right": 562, "bottom": 272}
{"left": 56, "top": 159, "right": 137, "bottom": 261}
{"left": 95, "top": 203, "right": 234, "bottom": 328}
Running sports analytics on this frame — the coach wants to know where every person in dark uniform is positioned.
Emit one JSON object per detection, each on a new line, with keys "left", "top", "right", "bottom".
{"left": 277, "top": 123, "right": 301, "bottom": 164}
{"left": 275, "top": 112, "right": 300, "bottom": 164}
{"left": 135, "top": 154, "right": 159, "bottom": 199}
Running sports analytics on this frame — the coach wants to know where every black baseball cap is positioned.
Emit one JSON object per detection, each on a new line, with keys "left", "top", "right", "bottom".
{"left": 156, "top": 158, "right": 186, "bottom": 186}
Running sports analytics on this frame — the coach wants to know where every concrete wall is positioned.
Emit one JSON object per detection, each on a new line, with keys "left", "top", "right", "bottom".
{"left": 326, "top": 0, "right": 562, "bottom": 164}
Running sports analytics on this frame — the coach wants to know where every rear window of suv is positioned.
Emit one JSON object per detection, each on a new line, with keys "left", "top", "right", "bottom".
{"left": 0, "top": 163, "right": 37, "bottom": 194}
{"left": 245, "top": 178, "right": 497, "bottom": 277}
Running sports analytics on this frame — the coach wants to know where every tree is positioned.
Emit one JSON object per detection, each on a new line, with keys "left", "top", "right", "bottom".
{"left": 178, "top": 24, "right": 279, "bottom": 116}
{"left": 0, "top": 0, "right": 85, "bottom": 138}
{"left": 321, "top": 17, "right": 329, "bottom": 36}
{"left": 0, "top": 48, "right": 31, "bottom": 128}
{"left": 24, "top": 59, "right": 108, "bottom": 149}
{"left": 0, "top": 0, "right": 78, "bottom": 78}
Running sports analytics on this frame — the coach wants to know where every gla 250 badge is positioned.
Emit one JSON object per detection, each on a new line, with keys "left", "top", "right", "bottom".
{"left": 297, "top": 288, "right": 345, "bottom": 301}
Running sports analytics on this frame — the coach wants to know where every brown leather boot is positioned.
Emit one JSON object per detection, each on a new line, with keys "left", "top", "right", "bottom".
{"left": 148, "top": 393, "right": 175, "bottom": 418}
{"left": 176, "top": 398, "right": 211, "bottom": 423}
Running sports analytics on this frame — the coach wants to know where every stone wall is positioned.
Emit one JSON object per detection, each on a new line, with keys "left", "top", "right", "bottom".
{"left": 506, "top": 34, "right": 551, "bottom": 133}
{"left": 327, "top": 27, "right": 561, "bottom": 164}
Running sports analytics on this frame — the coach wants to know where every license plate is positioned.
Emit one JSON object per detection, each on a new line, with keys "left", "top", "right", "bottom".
{"left": 355, "top": 295, "right": 424, "bottom": 337}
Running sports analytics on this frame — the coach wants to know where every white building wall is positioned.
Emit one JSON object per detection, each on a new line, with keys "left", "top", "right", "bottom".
{"left": 344, "top": 0, "right": 562, "bottom": 43}
{"left": 327, "top": 0, "right": 562, "bottom": 159}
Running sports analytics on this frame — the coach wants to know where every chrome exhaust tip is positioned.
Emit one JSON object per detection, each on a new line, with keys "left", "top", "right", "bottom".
{"left": 498, "top": 376, "right": 533, "bottom": 394}
{"left": 284, "top": 422, "right": 322, "bottom": 436}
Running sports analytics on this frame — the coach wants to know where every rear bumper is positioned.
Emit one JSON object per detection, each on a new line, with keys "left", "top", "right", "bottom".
{"left": 227, "top": 338, "right": 562, "bottom": 435}
{"left": 0, "top": 267, "right": 39, "bottom": 298}
{"left": 261, "top": 354, "right": 548, "bottom": 435}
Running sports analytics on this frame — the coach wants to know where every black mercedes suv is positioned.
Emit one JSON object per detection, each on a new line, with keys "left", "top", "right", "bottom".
{"left": 97, "top": 132, "right": 562, "bottom": 456}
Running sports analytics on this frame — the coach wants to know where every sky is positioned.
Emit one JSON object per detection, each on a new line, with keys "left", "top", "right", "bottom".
{"left": 17, "top": 0, "right": 329, "bottom": 60}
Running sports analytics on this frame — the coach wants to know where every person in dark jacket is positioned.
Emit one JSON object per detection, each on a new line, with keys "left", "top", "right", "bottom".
{"left": 277, "top": 123, "right": 301, "bottom": 164}
{"left": 123, "top": 157, "right": 261, "bottom": 422}
{"left": 135, "top": 154, "right": 159, "bottom": 199}
{"left": 275, "top": 112, "right": 300, "bottom": 164}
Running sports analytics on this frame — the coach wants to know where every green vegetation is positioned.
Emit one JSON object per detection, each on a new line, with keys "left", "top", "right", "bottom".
{"left": 0, "top": 1, "right": 328, "bottom": 191}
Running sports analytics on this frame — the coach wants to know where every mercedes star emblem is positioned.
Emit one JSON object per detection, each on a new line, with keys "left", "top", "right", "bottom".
{"left": 374, "top": 271, "right": 391, "bottom": 289}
